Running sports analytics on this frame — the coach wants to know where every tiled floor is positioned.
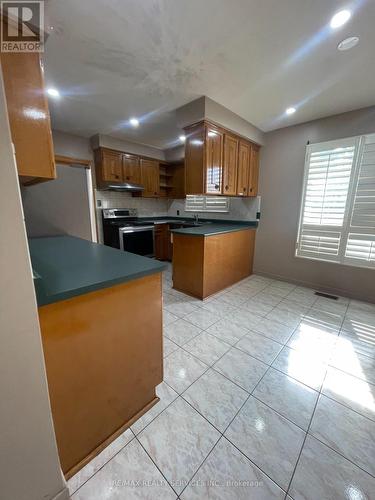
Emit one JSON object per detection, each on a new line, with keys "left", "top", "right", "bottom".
{"left": 69, "top": 265, "right": 375, "bottom": 499}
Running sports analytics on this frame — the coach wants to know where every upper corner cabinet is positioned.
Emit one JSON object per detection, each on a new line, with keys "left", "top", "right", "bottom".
{"left": 184, "top": 120, "right": 260, "bottom": 197}
{"left": 0, "top": 52, "right": 56, "bottom": 185}
{"left": 184, "top": 122, "right": 223, "bottom": 195}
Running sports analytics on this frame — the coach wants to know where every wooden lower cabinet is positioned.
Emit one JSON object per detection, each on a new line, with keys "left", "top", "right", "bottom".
{"left": 172, "top": 229, "right": 255, "bottom": 299}
{"left": 38, "top": 273, "right": 163, "bottom": 477}
{"left": 154, "top": 224, "right": 172, "bottom": 261}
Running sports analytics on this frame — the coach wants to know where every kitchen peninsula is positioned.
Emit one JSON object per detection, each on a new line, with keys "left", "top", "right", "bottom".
{"left": 29, "top": 236, "right": 165, "bottom": 478}
{"left": 171, "top": 223, "right": 256, "bottom": 299}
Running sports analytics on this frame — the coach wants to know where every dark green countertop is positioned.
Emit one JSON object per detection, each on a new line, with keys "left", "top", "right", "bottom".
{"left": 29, "top": 236, "right": 166, "bottom": 307}
{"left": 170, "top": 221, "right": 257, "bottom": 236}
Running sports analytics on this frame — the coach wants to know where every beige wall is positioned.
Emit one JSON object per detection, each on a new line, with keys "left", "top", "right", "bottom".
{"left": 91, "top": 133, "right": 166, "bottom": 160}
{"left": 0, "top": 70, "right": 70, "bottom": 500}
{"left": 176, "top": 96, "right": 265, "bottom": 145}
{"left": 255, "top": 105, "right": 375, "bottom": 303}
{"left": 22, "top": 131, "right": 95, "bottom": 240}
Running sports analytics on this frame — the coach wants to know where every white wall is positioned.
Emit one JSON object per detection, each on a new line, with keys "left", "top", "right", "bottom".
{"left": 0, "top": 69, "right": 70, "bottom": 500}
{"left": 255, "top": 105, "right": 375, "bottom": 303}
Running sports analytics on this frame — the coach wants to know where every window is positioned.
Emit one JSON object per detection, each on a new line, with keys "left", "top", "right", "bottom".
{"left": 296, "top": 133, "right": 375, "bottom": 269}
{"left": 185, "top": 195, "right": 230, "bottom": 213}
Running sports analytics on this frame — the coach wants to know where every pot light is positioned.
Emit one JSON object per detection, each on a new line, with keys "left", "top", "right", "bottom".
{"left": 46, "top": 88, "right": 60, "bottom": 98}
{"left": 330, "top": 10, "right": 351, "bottom": 29}
{"left": 286, "top": 107, "right": 296, "bottom": 115}
{"left": 129, "top": 117, "right": 139, "bottom": 127}
{"left": 179, "top": 135, "right": 186, "bottom": 143}
{"left": 338, "top": 36, "right": 359, "bottom": 51}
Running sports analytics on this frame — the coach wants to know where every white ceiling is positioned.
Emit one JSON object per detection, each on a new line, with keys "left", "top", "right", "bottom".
{"left": 44, "top": 0, "right": 375, "bottom": 149}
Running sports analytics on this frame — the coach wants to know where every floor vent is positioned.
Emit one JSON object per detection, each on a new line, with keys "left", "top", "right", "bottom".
{"left": 314, "top": 291, "right": 338, "bottom": 300}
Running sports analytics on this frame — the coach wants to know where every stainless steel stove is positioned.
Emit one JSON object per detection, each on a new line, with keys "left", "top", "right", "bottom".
{"left": 102, "top": 208, "right": 155, "bottom": 257}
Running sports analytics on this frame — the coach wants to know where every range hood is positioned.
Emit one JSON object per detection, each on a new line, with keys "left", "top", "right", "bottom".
{"left": 102, "top": 182, "right": 144, "bottom": 192}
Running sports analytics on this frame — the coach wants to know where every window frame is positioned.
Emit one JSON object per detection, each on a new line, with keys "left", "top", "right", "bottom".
{"left": 295, "top": 134, "right": 375, "bottom": 270}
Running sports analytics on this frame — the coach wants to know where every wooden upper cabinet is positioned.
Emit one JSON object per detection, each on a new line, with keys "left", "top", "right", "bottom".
{"left": 122, "top": 154, "right": 141, "bottom": 184}
{"left": 101, "top": 149, "right": 123, "bottom": 182}
{"left": 237, "top": 141, "right": 250, "bottom": 196}
{"left": 248, "top": 145, "right": 260, "bottom": 197}
{"left": 140, "top": 159, "right": 159, "bottom": 197}
{"left": 223, "top": 135, "right": 238, "bottom": 195}
{"left": 185, "top": 120, "right": 260, "bottom": 197}
{"left": 185, "top": 122, "right": 205, "bottom": 195}
{"left": 205, "top": 126, "right": 223, "bottom": 194}
{"left": 170, "top": 162, "right": 185, "bottom": 199}
{"left": 0, "top": 52, "right": 56, "bottom": 185}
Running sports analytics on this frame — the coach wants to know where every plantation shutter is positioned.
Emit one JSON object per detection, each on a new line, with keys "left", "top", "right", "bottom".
{"left": 296, "top": 134, "right": 375, "bottom": 269}
{"left": 344, "top": 134, "right": 375, "bottom": 266}
{"left": 185, "top": 195, "right": 230, "bottom": 213}
{"left": 296, "top": 138, "right": 357, "bottom": 262}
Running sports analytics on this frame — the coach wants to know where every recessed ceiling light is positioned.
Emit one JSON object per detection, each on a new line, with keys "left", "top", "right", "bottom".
{"left": 338, "top": 36, "right": 359, "bottom": 51}
{"left": 330, "top": 10, "right": 351, "bottom": 29}
{"left": 179, "top": 135, "right": 186, "bottom": 143}
{"left": 49, "top": 25, "right": 55, "bottom": 31}
{"left": 47, "top": 88, "right": 60, "bottom": 98}
{"left": 286, "top": 107, "right": 296, "bottom": 115}
{"left": 129, "top": 117, "right": 139, "bottom": 127}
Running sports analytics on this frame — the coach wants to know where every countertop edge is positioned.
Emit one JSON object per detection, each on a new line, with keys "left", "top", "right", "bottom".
{"left": 37, "top": 268, "right": 165, "bottom": 307}
{"left": 170, "top": 224, "right": 257, "bottom": 237}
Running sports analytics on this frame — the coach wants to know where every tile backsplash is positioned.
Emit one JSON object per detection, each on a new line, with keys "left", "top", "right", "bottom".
{"left": 95, "top": 190, "right": 168, "bottom": 243}
{"left": 95, "top": 190, "right": 169, "bottom": 216}
{"left": 95, "top": 191, "right": 260, "bottom": 242}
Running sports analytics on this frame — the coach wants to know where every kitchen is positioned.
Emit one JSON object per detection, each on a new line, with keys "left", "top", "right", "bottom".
{"left": 1, "top": 2, "right": 375, "bottom": 500}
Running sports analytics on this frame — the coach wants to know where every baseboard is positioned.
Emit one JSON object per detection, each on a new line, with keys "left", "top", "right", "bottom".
{"left": 253, "top": 268, "right": 375, "bottom": 303}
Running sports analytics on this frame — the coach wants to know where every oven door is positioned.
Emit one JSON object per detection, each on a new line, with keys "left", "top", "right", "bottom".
{"left": 119, "top": 226, "right": 155, "bottom": 257}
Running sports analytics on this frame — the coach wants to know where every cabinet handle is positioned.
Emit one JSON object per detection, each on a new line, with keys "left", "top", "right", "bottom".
{"left": 250, "top": 188, "right": 253, "bottom": 192}
{"left": 215, "top": 184, "right": 219, "bottom": 190}
{"left": 126, "top": 176, "right": 130, "bottom": 180}
{"left": 225, "top": 185, "right": 229, "bottom": 191}
{"left": 243, "top": 187, "right": 247, "bottom": 192}
{"left": 115, "top": 175, "right": 119, "bottom": 179}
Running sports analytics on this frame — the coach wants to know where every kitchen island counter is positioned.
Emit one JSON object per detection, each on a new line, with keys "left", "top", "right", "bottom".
{"left": 30, "top": 235, "right": 164, "bottom": 478}
{"left": 29, "top": 235, "right": 166, "bottom": 306}
{"left": 170, "top": 221, "right": 256, "bottom": 236}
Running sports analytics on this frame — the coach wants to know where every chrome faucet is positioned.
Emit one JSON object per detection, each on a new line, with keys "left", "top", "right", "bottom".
{"left": 194, "top": 214, "right": 199, "bottom": 224}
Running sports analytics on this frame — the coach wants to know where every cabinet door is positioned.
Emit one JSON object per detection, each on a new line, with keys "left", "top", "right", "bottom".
{"left": 170, "top": 162, "right": 185, "bottom": 198}
{"left": 154, "top": 225, "right": 165, "bottom": 260}
{"left": 101, "top": 150, "right": 123, "bottom": 182}
{"left": 1, "top": 52, "right": 56, "bottom": 184}
{"left": 205, "top": 127, "right": 223, "bottom": 194}
{"left": 248, "top": 145, "right": 260, "bottom": 196}
{"left": 140, "top": 159, "right": 160, "bottom": 197}
{"left": 223, "top": 135, "right": 238, "bottom": 195}
{"left": 237, "top": 141, "right": 250, "bottom": 196}
{"left": 122, "top": 154, "right": 141, "bottom": 184}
